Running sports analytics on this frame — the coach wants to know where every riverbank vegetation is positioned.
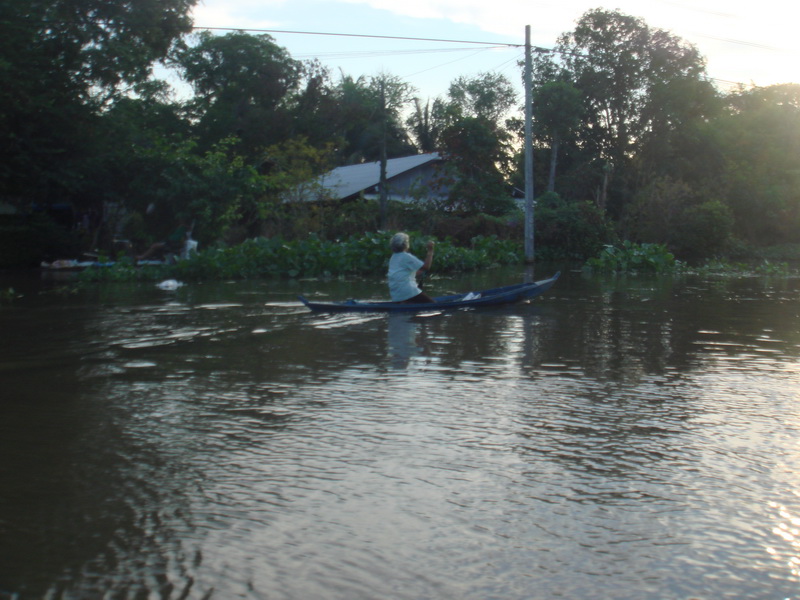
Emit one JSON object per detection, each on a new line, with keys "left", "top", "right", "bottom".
{"left": 78, "top": 233, "right": 523, "bottom": 282}
{"left": 2, "top": 2, "right": 799, "bottom": 275}
{"left": 583, "top": 240, "right": 800, "bottom": 276}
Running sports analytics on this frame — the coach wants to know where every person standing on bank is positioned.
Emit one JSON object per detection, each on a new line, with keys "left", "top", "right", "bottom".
{"left": 388, "top": 232, "right": 435, "bottom": 303}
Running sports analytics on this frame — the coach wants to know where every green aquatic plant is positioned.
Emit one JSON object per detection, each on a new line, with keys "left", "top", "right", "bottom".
{"left": 78, "top": 233, "right": 525, "bottom": 283}
{"left": 584, "top": 241, "right": 681, "bottom": 273}
{"left": 693, "top": 259, "right": 793, "bottom": 276}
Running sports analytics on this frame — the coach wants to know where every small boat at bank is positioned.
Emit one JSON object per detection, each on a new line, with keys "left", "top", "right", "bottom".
{"left": 299, "top": 272, "right": 560, "bottom": 313}
{"left": 40, "top": 259, "right": 169, "bottom": 271}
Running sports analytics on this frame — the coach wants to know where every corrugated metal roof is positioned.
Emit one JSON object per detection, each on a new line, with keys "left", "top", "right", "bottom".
{"left": 316, "top": 152, "right": 442, "bottom": 200}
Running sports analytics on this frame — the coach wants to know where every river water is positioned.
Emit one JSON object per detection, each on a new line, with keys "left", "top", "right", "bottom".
{"left": 1, "top": 267, "right": 799, "bottom": 600}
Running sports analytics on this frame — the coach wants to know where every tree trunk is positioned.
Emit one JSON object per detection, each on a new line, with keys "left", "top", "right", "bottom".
{"left": 547, "top": 133, "right": 560, "bottom": 193}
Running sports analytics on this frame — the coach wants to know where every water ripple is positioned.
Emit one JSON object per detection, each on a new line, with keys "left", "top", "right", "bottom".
{"left": 3, "top": 274, "right": 800, "bottom": 599}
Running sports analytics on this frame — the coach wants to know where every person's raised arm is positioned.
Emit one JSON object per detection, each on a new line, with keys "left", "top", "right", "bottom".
{"left": 419, "top": 240, "right": 435, "bottom": 274}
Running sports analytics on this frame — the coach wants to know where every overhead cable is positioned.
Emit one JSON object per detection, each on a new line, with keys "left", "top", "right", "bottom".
{"left": 193, "top": 25, "right": 553, "bottom": 53}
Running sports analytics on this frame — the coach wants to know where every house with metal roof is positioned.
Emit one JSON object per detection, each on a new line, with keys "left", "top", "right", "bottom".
{"left": 303, "top": 152, "right": 449, "bottom": 203}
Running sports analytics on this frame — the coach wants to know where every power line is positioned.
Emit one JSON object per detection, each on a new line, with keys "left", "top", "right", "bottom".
{"left": 192, "top": 25, "right": 550, "bottom": 88}
{"left": 403, "top": 48, "right": 511, "bottom": 79}
{"left": 694, "top": 33, "right": 787, "bottom": 53}
{"left": 292, "top": 46, "right": 511, "bottom": 61}
{"left": 191, "top": 24, "right": 757, "bottom": 89}
{"left": 194, "top": 26, "right": 527, "bottom": 48}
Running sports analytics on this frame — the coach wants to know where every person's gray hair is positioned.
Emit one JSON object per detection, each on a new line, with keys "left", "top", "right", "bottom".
{"left": 390, "top": 232, "right": 410, "bottom": 253}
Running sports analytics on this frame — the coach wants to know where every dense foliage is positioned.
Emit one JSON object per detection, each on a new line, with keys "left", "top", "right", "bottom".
{"left": 1, "top": 0, "right": 195, "bottom": 205}
{"left": 2, "top": 2, "right": 799, "bottom": 271}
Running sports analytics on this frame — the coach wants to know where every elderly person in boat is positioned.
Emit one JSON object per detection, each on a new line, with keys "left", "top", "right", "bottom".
{"left": 388, "top": 232, "right": 435, "bottom": 303}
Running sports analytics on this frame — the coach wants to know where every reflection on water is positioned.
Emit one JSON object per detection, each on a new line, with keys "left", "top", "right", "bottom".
{"left": 387, "top": 313, "right": 440, "bottom": 369}
{"left": 1, "top": 270, "right": 800, "bottom": 599}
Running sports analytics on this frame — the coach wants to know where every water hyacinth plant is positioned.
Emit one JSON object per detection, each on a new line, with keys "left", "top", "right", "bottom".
{"left": 78, "top": 233, "right": 525, "bottom": 282}
{"left": 584, "top": 241, "right": 681, "bottom": 273}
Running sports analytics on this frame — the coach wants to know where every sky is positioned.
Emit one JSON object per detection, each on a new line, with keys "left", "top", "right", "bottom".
{"left": 185, "top": 0, "right": 799, "bottom": 101}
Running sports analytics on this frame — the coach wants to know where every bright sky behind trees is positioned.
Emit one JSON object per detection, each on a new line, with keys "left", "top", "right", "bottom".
{"left": 188, "top": 0, "right": 798, "bottom": 99}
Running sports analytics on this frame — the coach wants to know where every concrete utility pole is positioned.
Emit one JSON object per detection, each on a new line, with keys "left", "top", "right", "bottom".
{"left": 379, "top": 80, "right": 388, "bottom": 229}
{"left": 524, "top": 25, "right": 535, "bottom": 265}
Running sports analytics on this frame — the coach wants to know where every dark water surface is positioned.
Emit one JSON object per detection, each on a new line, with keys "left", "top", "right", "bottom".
{"left": 1, "top": 268, "right": 800, "bottom": 599}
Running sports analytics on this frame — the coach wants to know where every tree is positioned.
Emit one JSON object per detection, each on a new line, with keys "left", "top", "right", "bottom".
{"left": 622, "top": 176, "right": 733, "bottom": 259}
{"left": 0, "top": 0, "right": 196, "bottom": 206}
{"left": 80, "top": 82, "right": 192, "bottom": 248}
{"left": 534, "top": 192, "right": 616, "bottom": 260}
{"left": 439, "top": 117, "right": 515, "bottom": 215}
{"left": 406, "top": 98, "right": 446, "bottom": 153}
{"left": 447, "top": 72, "right": 517, "bottom": 122}
{"left": 287, "top": 60, "right": 342, "bottom": 148}
{"left": 707, "top": 84, "right": 800, "bottom": 245}
{"left": 120, "top": 137, "right": 270, "bottom": 246}
{"left": 431, "top": 72, "right": 518, "bottom": 215}
{"left": 533, "top": 80, "right": 584, "bottom": 193}
{"left": 327, "top": 73, "right": 415, "bottom": 164}
{"left": 636, "top": 71, "right": 720, "bottom": 183}
{"left": 175, "top": 31, "right": 303, "bottom": 158}
{"left": 523, "top": 53, "right": 596, "bottom": 205}
{"left": 555, "top": 9, "right": 712, "bottom": 214}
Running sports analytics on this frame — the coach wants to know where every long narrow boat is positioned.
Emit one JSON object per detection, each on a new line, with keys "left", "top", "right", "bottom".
{"left": 299, "top": 272, "right": 560, "bottom": 313}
